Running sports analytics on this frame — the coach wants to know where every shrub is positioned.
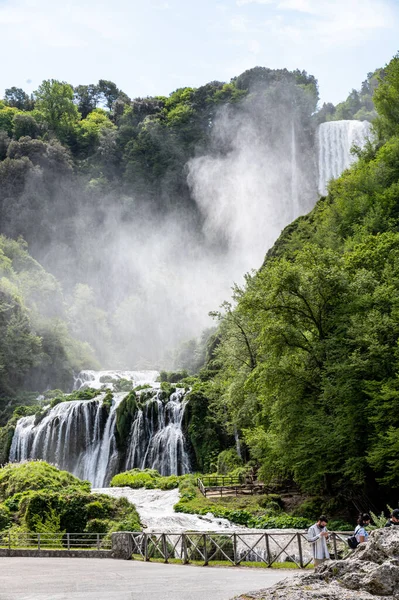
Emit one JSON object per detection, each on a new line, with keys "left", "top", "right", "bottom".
{"left": 85, "top": 518, "right": 110, "bottom": 534}
{"left": 293, "top": 497, "right": 324, "bottom": 519}
{"left": 0, "top": 461, "right": 90, "bottom": 500}
{"left": 0, "top": 503, "right": 11, "bottom": 531}
{"left": 110, "top": 469, "right": 183, "bottom": 490}
{"left": 217, "top": 448, "right": 243, "bottom": 475}
{"left": 86, "top": 500, "right": 112, "bottom": 520}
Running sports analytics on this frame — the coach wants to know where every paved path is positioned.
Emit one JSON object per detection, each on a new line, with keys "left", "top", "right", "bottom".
{"left": 0, "top": 557, "right": 296, "bottom": 600}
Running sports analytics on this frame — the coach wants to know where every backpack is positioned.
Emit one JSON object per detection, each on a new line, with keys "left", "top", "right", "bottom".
{"left": 347, "top": 526, "right": 360, "bottom": 549}
{"left": 347, "top": 534, "right": 359, "bottom": 549}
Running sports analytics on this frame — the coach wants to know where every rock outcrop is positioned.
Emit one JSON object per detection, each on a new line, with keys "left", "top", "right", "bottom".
{"left": 234, "top": 528, "right": 399, "bottom": 600}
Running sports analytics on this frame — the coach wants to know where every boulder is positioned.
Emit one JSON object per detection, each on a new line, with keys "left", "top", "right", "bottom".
{"left": 234, "top": 529, "right": 399, "bottom": 600}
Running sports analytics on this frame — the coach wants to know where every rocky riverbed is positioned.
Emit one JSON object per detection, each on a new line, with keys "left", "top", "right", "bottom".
{"left": 233, "top": 528, "right": 399, "bottom": 600}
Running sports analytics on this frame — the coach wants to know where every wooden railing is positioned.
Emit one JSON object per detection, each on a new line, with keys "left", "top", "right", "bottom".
{"left": 197, "top": 475, "right": 266, "bottom": 497}
{"left": 128, "top": 531, "right": 352, "bottom": 568}
{"left": 200, "top": 475, "right": 244, "bottom": 487}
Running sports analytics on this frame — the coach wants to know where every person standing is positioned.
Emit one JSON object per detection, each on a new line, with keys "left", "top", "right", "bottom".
{"left": 355, "top": 513, "right": 371, "bottom": 543}
{"left": 307, "top": 515, "right": 330, "bottom": 567}
{"left": 384, "top": 508, "right": 399, "bottom": 527}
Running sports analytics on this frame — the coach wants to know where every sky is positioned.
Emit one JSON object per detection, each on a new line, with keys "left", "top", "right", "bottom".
{"left": 0, "top": 0, "right": 398, "bottom": 106}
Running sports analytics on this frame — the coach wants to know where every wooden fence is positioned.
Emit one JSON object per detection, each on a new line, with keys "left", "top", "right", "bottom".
{"left": 128, "top": 531, "right": 352, "bottom": 568}
{"left": 197, "top": 476, "right": 266, "bottom": 497}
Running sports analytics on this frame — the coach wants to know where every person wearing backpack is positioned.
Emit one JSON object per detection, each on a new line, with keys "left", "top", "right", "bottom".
{"left": 347, "top": 513, "right": 371, "bottom": 549}
{"left": 356, "top": 513, "right": 371, "bottom": 543}
{"left": 307, "top": 515, "right": 330, "bottom": 567}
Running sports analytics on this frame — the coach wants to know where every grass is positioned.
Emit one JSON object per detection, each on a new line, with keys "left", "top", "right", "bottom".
{"left": 178, "top": 485, "right": 279, "bottom": 515}
{"left": 131, "top": 554, "right": 313, "bottom": 569}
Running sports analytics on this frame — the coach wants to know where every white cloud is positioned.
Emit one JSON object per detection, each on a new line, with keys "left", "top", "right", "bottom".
{"left": 248, "top": 39, "right": 261, "bottom": 54}
{"left": 230, "top": 14, "right": 252, "bottom": 32}
{"left": 236, "top": 0, "right": 273, "bottom": 5}
{"left": 0, "top": 0, "right": 132, "bottom": 49}
{"left": 277, "top": 0, "right": 313, "bottom": 12}
{"left": 232, "top": 0, "right": 396, "bottom": 48}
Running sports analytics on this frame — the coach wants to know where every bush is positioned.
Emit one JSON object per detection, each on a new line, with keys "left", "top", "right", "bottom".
{"left": 110, "top": 469, "right": 183, "bottom": 490}
{"left": 0, "top": 503, "right": 11, "bottom": 530}
{"left": 253, "top": 515, "right": 311, "bottom": 529}
{"left": 217, "top": 449, "right": 243, "bottom": 475}
{"left": 111, "top": 514, "right": 141, "bottom": 532}
{"left": 293, "top": 497, "right": 324, "bottom": 519}
{"left": 0, "top": 462, "right": 142, "bottom": 537}
{"left": 86, "top": 500, "right": 112, "bottom": 520}
{"left": 85, "top": 518, "right": 110, "bottom": 534}
{"left": 0, "top": 461, "right": 90, "bottom": 500}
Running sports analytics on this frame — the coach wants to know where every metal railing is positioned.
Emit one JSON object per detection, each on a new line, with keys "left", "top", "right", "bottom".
{"left": 0, "top": 532, "right": 112, "bottom": 551}
{"left": 129, "top": 531, "right": 352, "bottom": 568}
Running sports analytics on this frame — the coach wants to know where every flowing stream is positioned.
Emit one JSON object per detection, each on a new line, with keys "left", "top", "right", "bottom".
{"left": 93, "top": 486, "right": 314, "bottom": 562}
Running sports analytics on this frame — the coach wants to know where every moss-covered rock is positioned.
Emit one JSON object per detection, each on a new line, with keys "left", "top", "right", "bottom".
{"left": 115, "top": 391, "right": 138, "bottom": 450}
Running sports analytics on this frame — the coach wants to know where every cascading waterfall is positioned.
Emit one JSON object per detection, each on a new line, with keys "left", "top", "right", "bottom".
{"left": 124, "top": 390, "right": 190, "bottom": 476}
{"left": 291, "top": 120, "right": 299, "bottom": 219}
{"left": 317, "top": 119, "right": 371, "bottom": 196}
{"left": 9, "top": 370, "right": 190, "bottom": 486}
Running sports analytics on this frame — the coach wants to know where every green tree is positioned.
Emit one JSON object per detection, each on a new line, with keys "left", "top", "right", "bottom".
{"left": 373, "top": 53, "right": 399, "bottom": 137}
{"left": 4, "top": 87, "right": 34, "bottom": 111}
{"left": 34, "top": 79, "right": 80, "bottom": 141}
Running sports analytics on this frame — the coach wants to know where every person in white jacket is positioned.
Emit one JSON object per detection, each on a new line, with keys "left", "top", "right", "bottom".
{"left": 307, "top": 515, "right": 330, "bottom": 567}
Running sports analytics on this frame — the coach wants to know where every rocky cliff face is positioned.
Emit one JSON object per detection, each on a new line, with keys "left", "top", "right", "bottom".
{"left": 234, "top": 528, "right": 399, "bottom": 600}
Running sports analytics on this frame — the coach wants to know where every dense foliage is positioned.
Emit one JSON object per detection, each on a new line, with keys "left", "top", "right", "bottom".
{"left": 186, "top": 53, "right": 399, "bottom": 510}
{"left": 0, "top": 461, "right": 141, "bottom": 535}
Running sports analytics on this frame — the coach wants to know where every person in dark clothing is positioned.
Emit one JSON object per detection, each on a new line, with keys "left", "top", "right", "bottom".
{"left": 384, "top": 508, "right": 399, "bottom": 527}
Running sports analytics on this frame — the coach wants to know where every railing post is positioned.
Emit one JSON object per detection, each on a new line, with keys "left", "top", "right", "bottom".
{"left": 8, "top": 531, "right": 10, "bottom": 551}
{"left": 144, "top": 533, "right": 149, "bottom": 561}
{"left": 182, "top": 533, "right": 188, "bottom": 564}
{"left": 67, "top": 533, "right": 70, "bottom": 550}
{"left": 233, "top": 533, "right": 238, "bottom": 565}
{"left": 297, "top": 533, "right": 304, "bottom": 568}
{"left": 162, "top": 533, "right": 168, "bottom": 563}
{"left": 203, "top": 534, "right": 208, "bottom": 566}
{"left": 37, "top": 533, "right": 41, "bottom": 551}
{"left": 97, "top": 533, "right": 100, "bottom": 551}
{"left": 332, "top": 532, "right": 338, "bottom": 560}
{"left": 265, "top": 533, "right": 271, "bottom": 566}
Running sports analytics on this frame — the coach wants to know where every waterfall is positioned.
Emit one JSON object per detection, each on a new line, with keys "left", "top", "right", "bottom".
{"left": 317, "top": 119, "right": 371, "bottom": 195}
{"left": 124, "top": 390, "right": 190, "bottom": 476}
{"left": 9, "top": 370, "right": 190, "bottom": 486}
{"left": 291, "top": 120, "right": 299, "bottom": 219}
